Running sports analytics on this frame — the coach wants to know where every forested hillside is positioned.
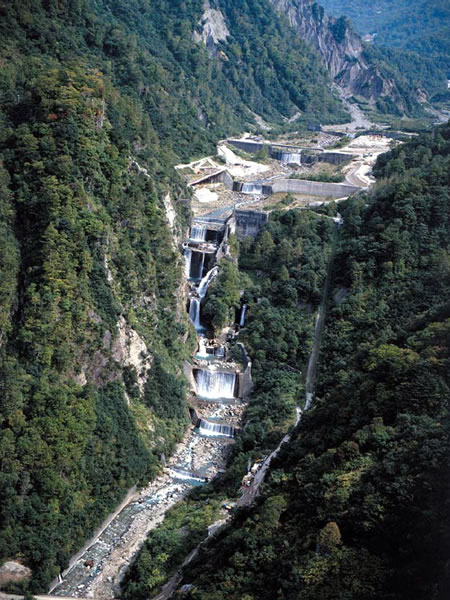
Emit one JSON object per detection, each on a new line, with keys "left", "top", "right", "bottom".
{"left": 0, "top": 0, "right": 347, "bottom": 590}
{"left": 180, "top": 123, "right": 450, "bottom": 599}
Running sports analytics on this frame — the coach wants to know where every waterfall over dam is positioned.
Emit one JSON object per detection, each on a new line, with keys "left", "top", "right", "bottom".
{"left": 281, "top": 151, "right": 302, "bottom": 165}
{"left": 189, "top": 250, "right": 205, "bottom": 280}
{"left": 241, "top": 182, "right": 263, "bottom": 195}
{"left": 239, "top": 304, "right": 247, "bottom": 327}
{"left": 198, "top": 419, "right": 234, "bottom": 438}
{"left": 184, "top": 247, "right": 192, "bottom": 278}
{"left": 190, "top": 223, "right": 207, "bottom": 241}
{"left": 195, "top": 369, "right": 237, "bottom": 399}
{"left": 197, "top": 266, "right": 218, "bottom": 299}
{"left": 189, "top": 298, "right": 203, "bottom": 331}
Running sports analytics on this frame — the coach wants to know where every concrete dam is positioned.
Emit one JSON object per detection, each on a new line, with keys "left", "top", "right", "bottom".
{"left": 270, "top": 178, "right": 360, "bottom": 198}
{"left": 227, "top": 138, "right": 354, "bottom": 166}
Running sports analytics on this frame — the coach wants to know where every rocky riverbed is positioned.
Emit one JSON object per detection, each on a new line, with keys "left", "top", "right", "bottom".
{"left": 51, "top": 423, "right": 235, "bottom": 599}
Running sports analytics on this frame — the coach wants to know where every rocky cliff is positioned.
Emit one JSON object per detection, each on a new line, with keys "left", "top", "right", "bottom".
{"left": 269, "top": 0, "right": 405, "bottom": 108}
{"left": 193, "top": 0, "right": 230, "bottom": 57}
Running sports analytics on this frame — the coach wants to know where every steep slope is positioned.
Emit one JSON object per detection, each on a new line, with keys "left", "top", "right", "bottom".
{"left": 0, "top": 0, "right": 351, "bottom": 591}
{"left": 180, "top": 123, "right": 450, "bottom": 599}
{"left": 269, "top": 0, "right": 430, "bottom": 114}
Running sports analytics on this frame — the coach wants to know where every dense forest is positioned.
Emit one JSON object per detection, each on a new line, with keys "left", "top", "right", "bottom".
{"left": 0, "top": 0, "right": 349, "bottom": 590}
{"left": 177, "top": 123, "right": 450, "bottom": 599}
{"left": 319, "top": 0, "right": 449, "bottom": 51}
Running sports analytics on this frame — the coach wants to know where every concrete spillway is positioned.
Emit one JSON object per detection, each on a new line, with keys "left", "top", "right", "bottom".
{"left": 189, "top": 298, "right": 203, "bottom": 331}
{"left": 195, "top": 369, "right": 236, "bottom": 399}
{"left": 190, "top": 223, "right": 207, "bottom": 241}
{"left": 241, "top": 182, "right": 263, "bottom": 195}
{"left": 198, "top": 419, "right": 234, "bottom": 438}
{"left": 189, "top": 250, "right": 205, "bottom": 280}
{"left": 281, "top": 151, "right": 302, "bottom": 165}
{"left": 184, "top": 248, "right": 192, "bottom": 278}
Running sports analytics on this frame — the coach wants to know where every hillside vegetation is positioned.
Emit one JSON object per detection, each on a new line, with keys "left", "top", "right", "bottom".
{"left": 122, "top": 210, "right": 336, "bottom": 600}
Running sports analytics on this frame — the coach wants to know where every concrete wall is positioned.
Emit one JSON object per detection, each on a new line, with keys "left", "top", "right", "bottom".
{"left": 319, "top": 151, "right": 354, "bottom": 165}
{"left": 234, "top": 210, "right": 268, "bottom": 239}
{"left": 270, "top": 179, "right": 360, "bottom": 198}
{"left": 220, "top": 170, "right": 235, "bottom": 190}
{"left": 238, "top": 365, "right": 254, "bottom": 399}
{"left": 184, "top": 360, "right": 197, "bottom": 394}
{"left": 228, "top": 139, "right": 265, "bottom": 154}
{"left": 189, "top": 407, "right": 201, "bottom": 427}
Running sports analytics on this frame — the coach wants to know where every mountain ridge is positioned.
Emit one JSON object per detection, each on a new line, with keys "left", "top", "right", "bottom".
{"left": 268, "top": 0, "right": 424, "bottom": 113}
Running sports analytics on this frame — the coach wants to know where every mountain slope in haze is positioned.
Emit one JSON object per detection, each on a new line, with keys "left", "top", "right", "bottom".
{"left": 268, "top": 0, "right": 430, "bottom": 115}
{"left": 317, "top": 0, "right": 449, "bottom": 48}
{"left": 318, "top": 0, "right": 450, "bottom": 102}
{"left": 0, "top": 0, "right": 348, "bottom": 591}
{"left": 180, "top": 123, "right": 450, "bottom": 600}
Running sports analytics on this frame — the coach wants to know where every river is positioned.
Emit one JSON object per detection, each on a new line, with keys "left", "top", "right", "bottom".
{"left": 51, "top": 218, "right": 244, "bottom": 599}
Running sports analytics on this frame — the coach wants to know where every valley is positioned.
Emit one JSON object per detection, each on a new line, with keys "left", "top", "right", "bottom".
{"left": 0, "top": 1, "right": 448, "bottom": 599}
{"left": 45, "top": 112, "right": 376, "bottom": 598}
{"left": 46, "top": 119, "right": 361, "bottom": 599}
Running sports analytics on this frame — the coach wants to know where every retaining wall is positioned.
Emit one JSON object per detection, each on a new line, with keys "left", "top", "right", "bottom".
{"left": 270, "top": 179, "right": 360, "bottom": 198}
{"left": 227, "top": 139, "right": 265, "bottom": 154}
{"left": 319, "top": 152, "right": 353, "bottom": 165}
{"left": 234, "top": 210, "right": 268, "bottom": 239}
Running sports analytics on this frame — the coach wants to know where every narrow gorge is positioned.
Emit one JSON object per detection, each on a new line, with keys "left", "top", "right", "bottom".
{"left": 48, "top": 200, "right": 253, "bottom": 598}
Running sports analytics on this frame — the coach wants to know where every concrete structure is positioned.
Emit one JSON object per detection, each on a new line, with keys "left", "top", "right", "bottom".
{"left": 189, "top": 168, "right": 233, "bottom": 189}
{"left": 227, "top": 139, "right": 266, "bottom": 154}
{"left": 184, "top": 360, "right": 198, "bottom": 393}
{"left": 319, "top": 151, "right": 352, "bottom": 165}
{"left": 234, "top": 210, "right": 268, "bottom": 239}
{"left": 270, "top": 179, "right": 360, "bottom": 198}
{"left": 227, "top": 138, "right": 353, "bottom": 166}
{"left": 238, "top": 342, "right": 253, "bottom": 399}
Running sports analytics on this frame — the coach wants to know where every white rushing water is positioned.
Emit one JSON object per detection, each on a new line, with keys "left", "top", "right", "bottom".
{"left": 51, "top": 209, "right": 242, "bottom": 599}
{"left": 167, "top": 468, "right": 206, "bottom": 484}
{"left": 184, "top": 247, "right": 192, "bottom": 278}
{"left": 197, "top": 266, "right": 219, "bottom": 299}
{"left": 189, "top": 298, "right": 203, "bottom": 331}
{"left": 241, "top": 182, "right": 263, "bottom": 195}
{"left": 196, "top": 369, "right": 236, "bottom": 399}
{"left": 281, "top": 152, "right": 302, "bottom": 165}
{"left": 198, "top": 419, "right": 234, "bottom": 438}
{"left": 239, "top": 304, "right": 247, "bottom": 327}
{"left": 190, "top": 223, "right": 207, "bottom": 241}
{"left": 196, "top": 336, "right": 210, "bottom": 359}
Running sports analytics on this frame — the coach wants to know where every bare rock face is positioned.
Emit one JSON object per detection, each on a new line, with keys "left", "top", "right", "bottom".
{"left": 269, "top": 0, "right": 405, "bottom": 107}
{"left": 112, "top": 316, "right": 153, "bottom": 393}
{"left": 193, "top": 0, "right": 229, "bottom": 56}
{"left": 0, "top": 560, "right": 32, "bottom": 586}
